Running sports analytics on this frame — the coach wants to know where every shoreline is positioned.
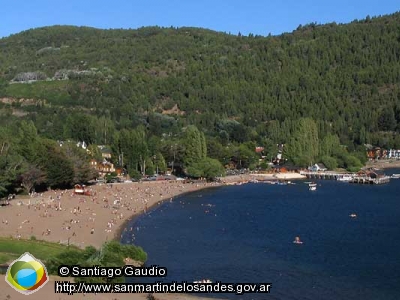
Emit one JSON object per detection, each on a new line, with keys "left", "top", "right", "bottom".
{"left": 0, "top": 180, "right": 224, "bottom": 249}
{"left": 3, "top": 166, "right": 394, "bottom": 299}
{"left": 113, "top": 184, "right": 223, "bottom": 245}
{"left": 0, "top": 179, "right": 229, "bottom": 300}
{"left": 365, "top": 159, "right": 400, "bottom": 170}
{"left": 1, "top": 162, "right": 395, "bottom": 249}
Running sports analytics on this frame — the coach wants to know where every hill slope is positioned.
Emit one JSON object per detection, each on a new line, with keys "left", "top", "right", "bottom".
{"left": 0, "top": 13, "right": 400, "bottom": 147}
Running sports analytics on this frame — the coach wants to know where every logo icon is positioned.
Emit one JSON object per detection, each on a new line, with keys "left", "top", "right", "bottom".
{"left": 5, "top": 252, "right": 49, "bottom": 295}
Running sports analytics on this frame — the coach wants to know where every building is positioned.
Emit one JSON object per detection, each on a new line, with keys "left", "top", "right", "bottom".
{"left": 90, "top": 159, "right": 98, "bottom": 167}
{"left": 308, "top": 163, "right": 327, "bottom": 172}
{"left": 101, "top": 148, "right": 112, "bottom": 159}
{"left": 89, "top": 158, "right": 115, "bottom": 177}
{"left": 97, "top": 159, "right": 115, "bottom": 175}
{"left": 387, "top": 149, "right": 400, "bottom": 159}
{"left": 255, "top": 147, "right": 264, "bottom": 154}
{"left": 357, "top": 168, "right": 385, "bottom": 179}
{"left": 76, "top": 141, "right": 87, "bottom": 150}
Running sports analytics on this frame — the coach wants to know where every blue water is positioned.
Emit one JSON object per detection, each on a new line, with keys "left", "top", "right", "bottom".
{"left": 121, "top": 170, "right": 400, "bottom": 300}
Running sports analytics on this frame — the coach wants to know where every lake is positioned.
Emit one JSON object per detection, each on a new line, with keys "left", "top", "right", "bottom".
{"left": 122, "top": 169, "right": 400, "bottom": 300}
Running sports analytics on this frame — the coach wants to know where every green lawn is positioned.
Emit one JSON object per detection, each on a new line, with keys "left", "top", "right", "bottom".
{"left": 0, "top": 253, "right": 19, "bottom": 265}
{"left": 6, "top": 80, "right": 71, "bottom": 105}
{"left": 0, "top": 237, "right": 81, "bottom": 264}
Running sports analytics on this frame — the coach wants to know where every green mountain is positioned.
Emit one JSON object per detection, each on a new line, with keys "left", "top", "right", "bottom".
{"left": 1, "top": 14, "right": 400, "bottom": 145}
{"left": 0, "top": 13, "right": 400, "bottom": 195}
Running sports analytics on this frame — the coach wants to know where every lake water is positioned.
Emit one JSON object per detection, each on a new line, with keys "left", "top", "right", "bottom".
{"left": 121, "top": 170, "right": 400, "bottom": 300}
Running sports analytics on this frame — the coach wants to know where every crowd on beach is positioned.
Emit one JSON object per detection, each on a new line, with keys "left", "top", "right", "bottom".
{"left": 0, "top": 180, "right": 222, "bottom": 248}
{"left": 4, "top": 161, "right": 397, "bottom": 248}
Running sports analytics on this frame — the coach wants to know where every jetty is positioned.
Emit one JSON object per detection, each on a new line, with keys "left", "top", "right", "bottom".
{"left": 300, "top": 171, "right": 353, "bottom": 180}
{"left": 300, "top": 169, "right": 390, "bottom": 185}
{"left": 349, "top": 175, "right": 390, "bottom": 184}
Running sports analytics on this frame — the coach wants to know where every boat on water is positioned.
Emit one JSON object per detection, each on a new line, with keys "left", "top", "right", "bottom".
{"left": 391, "top": 174, "right": 400, "bottom": 179}
{"left": 337, "top": 175, "right": 353, "bottom": 182}
{"left": 308, "top": 183, "right": 317, "bottom": 191}
{"left": 293, "top": 236, "right": 303, "bottom": 244}
{"left": 349, "top": 213, "right": 357, "bottom": 218}
{"left": 194, "top": 279, "right": 212, "bottom": 283}
{"left": 263, "top": 180, "right": 276, "bottom": 184}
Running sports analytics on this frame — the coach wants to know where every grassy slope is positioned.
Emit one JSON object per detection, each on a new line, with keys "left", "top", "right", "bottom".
{"left": 6, "top": 81, "right": 71, "bottom": 105}
{"left": 0, "top": 237, "right": 80, "bottom": 264}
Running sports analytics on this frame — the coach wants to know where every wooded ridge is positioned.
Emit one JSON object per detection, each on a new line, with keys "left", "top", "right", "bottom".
{"left": 0, "top": 12, "right": 399, "bottom": 196}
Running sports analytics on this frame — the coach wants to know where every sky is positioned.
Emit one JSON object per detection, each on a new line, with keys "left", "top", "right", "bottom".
{"left": 1, "top": 0, "right": 399, "bottom": 38}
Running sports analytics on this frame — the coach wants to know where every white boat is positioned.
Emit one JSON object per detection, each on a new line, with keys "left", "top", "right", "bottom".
{"left": 391, "top": 174, "right": 400, "bottom": 179}
{"left": 293, "top": 236, "right": 303, "bottom": 244}
{"left": 337, "top": 175, "right": 353, "bottom": 182}
{"left": 194, "top": 279, "right": 212, "bottom": 283}
{"left": 308, "top": 183, "right": 317, "bottom": 191}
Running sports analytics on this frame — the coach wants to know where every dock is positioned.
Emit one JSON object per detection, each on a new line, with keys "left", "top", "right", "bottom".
{"left": 300, "top": 171, "right": 390, "bottom": 184}
{"left": 300, "top": 171, "right": 353, "bottom": 180}
{"left": 349, "top": 175, "right": 390, "bottom": 184}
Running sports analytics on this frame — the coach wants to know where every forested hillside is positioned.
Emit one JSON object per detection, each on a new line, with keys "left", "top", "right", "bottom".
{"left": 0, "top": 12, "right": 400, "bottom": 196}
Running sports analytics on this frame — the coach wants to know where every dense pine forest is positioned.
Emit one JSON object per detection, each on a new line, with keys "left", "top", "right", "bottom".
{"left": 0, "top": 12, "right": 400, "bottom": 197}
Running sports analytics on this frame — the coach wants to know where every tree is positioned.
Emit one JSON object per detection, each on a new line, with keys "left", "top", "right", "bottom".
{"left": 17, "top": 120, "right": 40, "bottom": 162}
{"left": 233, "top": 144, "right": 258, "bottom": 169}
{"left": 132, "top": 127, "right": 149, "bottom": 175}
{"left": 186, "top": 158, "right": 225, "bottom": 180}
{"left": 153, "top": 152, "right": 167, "bottom": 174}
{"left": 19, "top": 165, "right": 46, "bottom": 193}
{"left": 206, "top": 138, "right": 224, "bottom": 161}
{"left": 62, "top": 141, "right": 98, "bottom": 183}
{"left": 321, "top": 156, "right": 338, "bottom": 170}
{"left": 320, "top": 133, "right": 341, "bottom": 157}
{"left": 63, "top": 113, "right": 96, "bottom": 144}
{"left": 182, "top": 125, "right": 206, "bottom": 166}
{"left": 0, "top": 78, "right": 8, "bottom": 97}
{"left": 0, "top": 127, "right": 24, "bottom": 197}
{"left": 378, "top": 107, "right": 396, "bottom": 131}
{"left": 285, "top": 118, "right": 319, "bottom": 166}
{"left": 39, "top": 141, "right": 75, "bottom": 188}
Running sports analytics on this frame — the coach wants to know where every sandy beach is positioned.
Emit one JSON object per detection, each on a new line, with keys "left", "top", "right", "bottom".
{"left": 0, "top": 179, "right": 229, "bottom": 300}
{"left": 0, "top": 180, "right": 223, "bottom": 249}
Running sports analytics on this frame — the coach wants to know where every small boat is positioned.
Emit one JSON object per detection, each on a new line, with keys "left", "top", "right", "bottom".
{"left": 293, "top": 236, "right": 303, "bottom": 244}
{"left": 337, "top": 175, "right": 353, "bottom": 182}
{"left": 349, "top": 213, "right": 357, "bottom": 218}
{"left": 193, "top": 279, "right": 212, "bottom": 283}
{"left": 308, "top": 183, "right": 317, "bottom": 191}
{"left": 264, "top": 180, "right": 276, "bottom": 185}
{"left": 391, "top": 174, "right": 400, "bottom": 179}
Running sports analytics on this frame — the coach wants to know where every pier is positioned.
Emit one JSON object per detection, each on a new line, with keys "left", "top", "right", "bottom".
{"left": 300, "top": 171, "right": 353, "bottom": 180}
{"left": 349, "top": 175, "right": 391, "bottom": 184}
{"left": 299, "top": 171, "right": 390, "bottom": 184}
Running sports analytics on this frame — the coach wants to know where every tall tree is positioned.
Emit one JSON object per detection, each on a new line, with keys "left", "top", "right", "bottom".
{"left": 19, "top": 164, "right": 46, "bottom": 194}
{"left": 285, "top": 118, "right": 319, "bottom": 166}
{"left": 182, "top": 125, "right": 206, "bottom": 166}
